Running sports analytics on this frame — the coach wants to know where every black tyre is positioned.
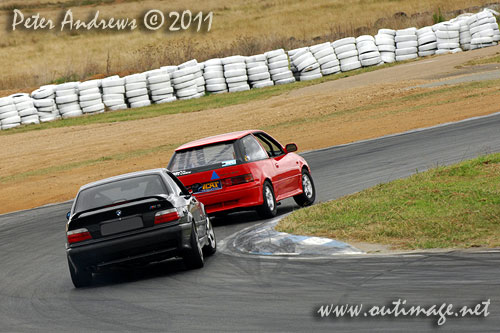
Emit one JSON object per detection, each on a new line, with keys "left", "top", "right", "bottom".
{"left": 68, "top": 257, "right": 92, "bottom": 288}
{"left": 293, "top": 169, "right": 316, "bottom": 207}
{"left": 183, "top": 223, "right": 204, "bottom": 269}
{"left": 257, "top": 181, "right": 277, "bottom": 218}
{"left": 203, "top": 217, "right": 217, "bottom": 256}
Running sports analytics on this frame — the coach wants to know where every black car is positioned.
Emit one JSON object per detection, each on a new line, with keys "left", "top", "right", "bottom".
{"left": 65, "top": 168, "right": 216, "bottom": 288}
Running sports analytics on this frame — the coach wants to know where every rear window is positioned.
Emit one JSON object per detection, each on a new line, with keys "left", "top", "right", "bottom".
{"left": 169, "top": 142, "right": 238, "bottom": 172}
{"left": 74, "top": 175, "right": 169, "bottom": 213}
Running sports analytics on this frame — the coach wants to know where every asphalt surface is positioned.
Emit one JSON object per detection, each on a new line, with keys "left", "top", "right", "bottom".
{"left": 1, "top": 113, "right": 500, "bottom": 332}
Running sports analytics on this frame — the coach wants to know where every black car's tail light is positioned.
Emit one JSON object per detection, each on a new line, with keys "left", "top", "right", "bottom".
{"left": 222, "top": 174, "right": 254, "bottom": 187}
{"left": 67, "top": 228, "right": 92, "bottom": 244}
{"left": 154, "top": 208, "right": 180, "bottom": 225}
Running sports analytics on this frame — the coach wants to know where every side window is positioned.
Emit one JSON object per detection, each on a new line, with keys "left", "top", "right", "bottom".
{"left": 239, "top": 135, "right": 268, "bottom": 162}
{"left": 254, "top": 133, "right": 284, "bottom": 157}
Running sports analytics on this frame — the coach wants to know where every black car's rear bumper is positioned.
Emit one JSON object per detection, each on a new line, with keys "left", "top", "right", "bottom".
{"left": 67, "top": 222, "right": 192, "bottom": 272}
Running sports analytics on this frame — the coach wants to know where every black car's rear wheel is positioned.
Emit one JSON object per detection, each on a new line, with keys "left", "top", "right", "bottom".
{"left": 293, "top": 169, "right": 316, "bottom": 207}
{"left": 203, "top": 217, "right": 217, "bottom": 256}
{"left": 183, "top": 223, "right": 204, "bottom": 269}
{"left": 68, "top": 257, "right": 92, "bottom": 288}
{"left": 257, "top": 181, "right": 277, "bottom": 218}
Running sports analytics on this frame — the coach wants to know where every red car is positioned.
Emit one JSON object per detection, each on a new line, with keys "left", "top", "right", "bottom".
{"left": 167, "top": 130, "right": 315, "bottom": 218}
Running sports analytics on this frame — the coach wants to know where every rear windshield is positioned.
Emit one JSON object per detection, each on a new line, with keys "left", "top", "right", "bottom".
{"left": 74, "top": 175, "right": 168, "bottom": 213}
{"left": 169, "top": 142, "right": 238, "bottom": 172}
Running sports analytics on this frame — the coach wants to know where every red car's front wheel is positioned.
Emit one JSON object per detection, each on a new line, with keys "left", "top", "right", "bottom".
{"left": 294, "top": 169, "right": 316, "bottom": 207}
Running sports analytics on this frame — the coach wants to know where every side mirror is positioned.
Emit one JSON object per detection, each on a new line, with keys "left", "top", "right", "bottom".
{"left": 66, "top": 211, "right": 71, "bottom": 220}
{"left": 285, "top": 143, "right": 298, "bottom": 153}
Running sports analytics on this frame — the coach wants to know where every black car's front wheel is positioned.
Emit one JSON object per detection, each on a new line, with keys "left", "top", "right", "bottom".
{"left": 183, "top": 223, "right": 205, "bottom": 269}
{"left": 293, "top": 169, "right": 316, "bottom": 207}
{"left": 203, "top": 217, "right": 217, "bottom": 256}
{"left": 68, "top": 257, "right": 92, "bottom": 288}
{"left": 257, "top": 181, "right": 277, "bottom": 218}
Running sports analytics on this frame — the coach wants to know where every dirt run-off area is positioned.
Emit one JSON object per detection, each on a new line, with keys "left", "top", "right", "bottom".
{"left": 1, "top": 46, "right": 500, "bottom": 214}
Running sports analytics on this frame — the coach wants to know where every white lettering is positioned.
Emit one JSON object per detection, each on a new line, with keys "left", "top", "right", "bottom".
{"left": 12, "top": 9, "right": 55, "bottom": 31}
{"left": 12, "top": 9, "right": 24, "bottom": 31}
{"left": 60, "top": 9, "right": 74, "bottom": 31}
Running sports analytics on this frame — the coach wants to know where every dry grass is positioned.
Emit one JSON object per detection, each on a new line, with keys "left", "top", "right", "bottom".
{"left": 0, "top": 0, "right": 497, "bottom": 92}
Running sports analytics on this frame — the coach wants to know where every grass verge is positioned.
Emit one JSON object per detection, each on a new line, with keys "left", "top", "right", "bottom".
{"left": 277, "top": 153, "right": 500, "bottom": 250}
{"left": 461, "top": 52, "right": 500, "bottom": 66}
{"left": 0, "top": 61, "right": 399, "bottom": 136}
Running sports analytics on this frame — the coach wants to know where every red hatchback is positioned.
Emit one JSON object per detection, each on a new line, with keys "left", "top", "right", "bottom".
{"left": 168, "top": 130, "right": 315, "bottom": 218}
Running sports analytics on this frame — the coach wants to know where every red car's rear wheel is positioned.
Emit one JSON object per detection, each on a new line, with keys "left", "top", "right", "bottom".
{"left": 257, "top": 181, "right": 277, "bottom": 218}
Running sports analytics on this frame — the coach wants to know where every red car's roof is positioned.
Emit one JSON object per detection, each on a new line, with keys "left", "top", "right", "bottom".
{"left": 175, "top": 130, "right": 260, "bottom": 151}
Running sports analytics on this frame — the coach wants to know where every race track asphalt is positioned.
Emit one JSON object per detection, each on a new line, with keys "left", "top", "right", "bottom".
{"left": 0, "top": 113, "right": 499, "bottom": 332}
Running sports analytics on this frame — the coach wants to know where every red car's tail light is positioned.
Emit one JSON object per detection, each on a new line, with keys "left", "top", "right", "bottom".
{"left": 154, "top": 208, "right": 180, "bottom": 224}
{"left": 222, "top": 174, "right": 254, "bottom": 187}
{"left": 67, "top": 228, "right": 92, "bottom": 244}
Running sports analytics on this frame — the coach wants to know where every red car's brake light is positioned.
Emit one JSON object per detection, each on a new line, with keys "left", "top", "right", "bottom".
{"left": 67, "top": 228, "right": 92, "bottom": 244}
{"left": 222, "top": 174, "right": 254, "bottom": 187}
{"left": 154, "top": 208, "right": 180, "bottom": 224}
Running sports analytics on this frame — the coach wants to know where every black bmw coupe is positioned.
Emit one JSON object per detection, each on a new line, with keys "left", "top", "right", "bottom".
{"left": 65, "top": 168, "right": 216, "bottom": 288}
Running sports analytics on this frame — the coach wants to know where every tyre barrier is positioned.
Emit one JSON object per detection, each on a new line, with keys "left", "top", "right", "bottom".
{"left": 245, "top": 54, "right": 274, "bottom": 89}
{"left": 171, "top": 63, "right": 203, "bottom": 100}
{"left": 0, "top": 96, "right": 21, "bottom": 130}
{"left": 376, "top": 28, "right": 396, "bottom": 63}
{"left": 333, "top": 37, "right": 362, "bottom": 72}
{"left": 31, "top": 85, "right": 59, "bottom": 123}
{"left": 395, "top": 28, "right": 418, "bottom": 61}
{"left": 434, "top": 22, "right": 461, "bottom": 55}
{"left": 289, "top": 47, "right": 322, "bottom": 81}
{"left": 203, "top": 58, "right": 228, "bottom": 94}
{"left": 467, "top": 10, "right": 498, "bottom": 49}
{"left": 287, "top": 48, "right": 307, "bottom": 81}
{"left": 14, "top": 93, "right": 40, "bottom": 126}
{"left": 456, "top": 16, "right": 472, "bottom": 51}
{"left": 55, "top": 82, "right": 83, "bottom": 119}
{"left": 265, "top": 49, "right": 295, "bottom": 85}
{"left": 356, "top": 35, "right": 382, "bottom": 67}
{"left": 102, "top": 76, "right": 127, "bottom": 111}
{"left": 124, "top": 73, "right": 151, "bottom": 108}
{"left": 78, "top": 80, "right": 104, "bottom": 115}
{"left": 310, "top": 42, "right": 341, "bottom": 76}
{"left": 417, "top": 26, "right": 437, "bottom": 57}
{"left": 2, "top": 8, "right": 499, "bottom": 131}
{"left": 179, "top": 59, "right": 206, "bottom": 98}
{"left": 222, "top": 55, "right": 250, "bottom": 93}
{"left": 145, "top": 68, "right": 177, "bottom": 104}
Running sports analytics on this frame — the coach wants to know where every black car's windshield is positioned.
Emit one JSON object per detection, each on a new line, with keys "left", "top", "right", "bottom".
{"left": 74, "top": 175, "right": 168, "bottom": 213}
{"left": 169, "top": 141, "right": 238, "bottom": 172}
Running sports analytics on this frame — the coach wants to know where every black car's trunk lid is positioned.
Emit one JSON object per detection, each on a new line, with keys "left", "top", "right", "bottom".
{"left": 68, "top": 196, "right": 174, "bottom": 240}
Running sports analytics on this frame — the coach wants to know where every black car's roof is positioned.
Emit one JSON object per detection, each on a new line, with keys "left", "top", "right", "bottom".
{"left": 78, "top": 168, "right": 169, "bottom": 192}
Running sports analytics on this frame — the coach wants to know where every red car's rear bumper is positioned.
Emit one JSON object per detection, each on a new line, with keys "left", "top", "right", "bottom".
{"left": 195, "top": 182, "right": 262, "bottom": 214}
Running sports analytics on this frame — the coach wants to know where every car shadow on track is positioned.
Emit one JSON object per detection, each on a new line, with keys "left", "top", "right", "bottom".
{"left": 210, "top": 202, "right": 297, "bottom": 228}
{"left": 85, "top": 256, "right": 215, "bottom": 288}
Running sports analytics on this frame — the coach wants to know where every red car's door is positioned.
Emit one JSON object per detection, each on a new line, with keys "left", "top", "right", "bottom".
{"left": 253, "top": 133, "right": 302, "bottom": 200}
{"left": 271, "top": 153, "right": 301, "bottom": 198}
